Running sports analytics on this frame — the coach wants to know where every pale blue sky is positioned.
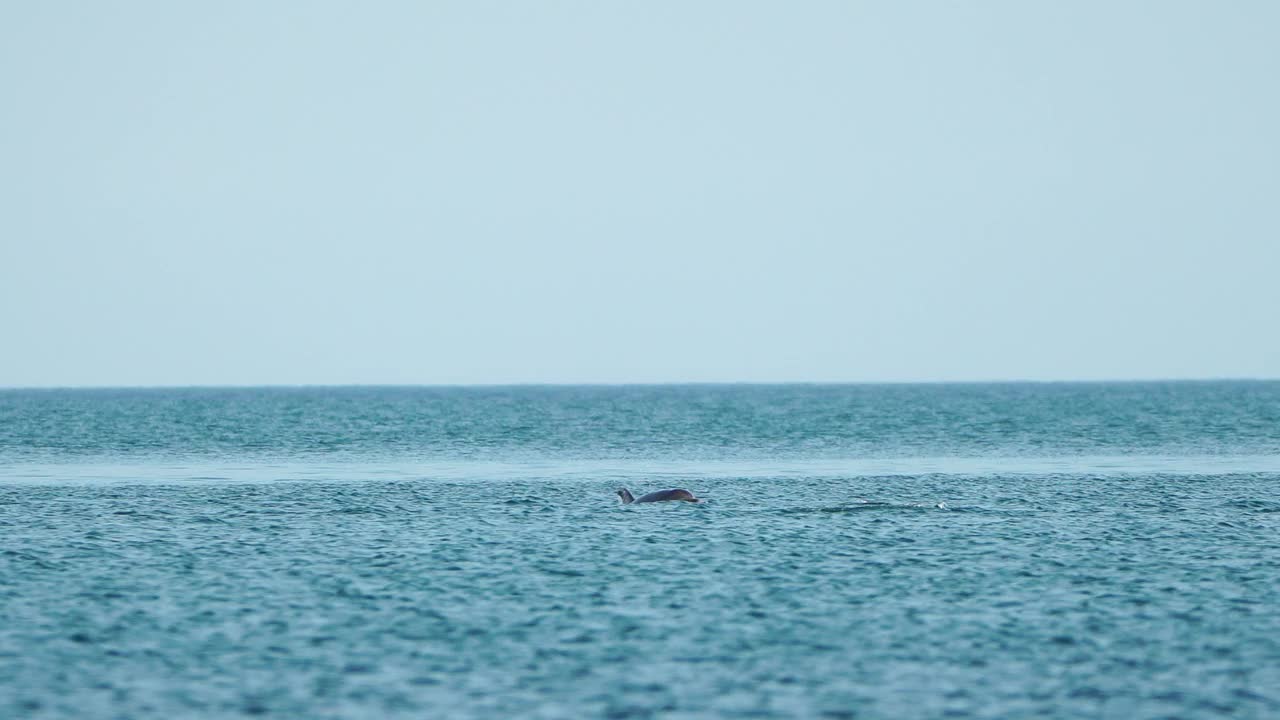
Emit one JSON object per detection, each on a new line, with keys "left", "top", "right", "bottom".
{"left": 2, "top": 1, "right": 1277, "bottom": 386}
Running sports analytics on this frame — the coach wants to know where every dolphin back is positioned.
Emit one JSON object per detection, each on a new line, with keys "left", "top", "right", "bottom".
{"left": 634, "top": 489, "right": 697, "bottom": 503}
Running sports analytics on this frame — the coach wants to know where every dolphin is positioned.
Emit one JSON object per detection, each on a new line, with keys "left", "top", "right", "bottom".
{"left": 616, "top": 488, "right": 702, "bottom": 504}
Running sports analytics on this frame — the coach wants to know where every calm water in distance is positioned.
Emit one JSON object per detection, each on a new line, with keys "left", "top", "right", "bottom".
{"left": 2, "top": 382, "right": 1278, "bottom": 718}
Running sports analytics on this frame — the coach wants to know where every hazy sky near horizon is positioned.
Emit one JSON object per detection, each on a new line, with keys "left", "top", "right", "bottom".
{"left": 2, "top": 2, "right": 1278, "bottom": 386}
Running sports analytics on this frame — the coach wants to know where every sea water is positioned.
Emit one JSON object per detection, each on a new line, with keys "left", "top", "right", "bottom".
{"left": 1, "top": 383, "right": 1278, "bottom": 718}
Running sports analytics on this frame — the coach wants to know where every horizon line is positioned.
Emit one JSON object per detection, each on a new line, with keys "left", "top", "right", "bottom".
{"left": 2, "top": 376, "right": 1278, "bottom": 391}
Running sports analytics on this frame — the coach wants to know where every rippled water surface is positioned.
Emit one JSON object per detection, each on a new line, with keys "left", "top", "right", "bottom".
{"left": 2, "top": 383, "right": 1279, "bottom": 718}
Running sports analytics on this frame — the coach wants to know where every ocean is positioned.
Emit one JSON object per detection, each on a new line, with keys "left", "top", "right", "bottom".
{"left": 2, "top": 382, "right": 1278, "bottom": 718}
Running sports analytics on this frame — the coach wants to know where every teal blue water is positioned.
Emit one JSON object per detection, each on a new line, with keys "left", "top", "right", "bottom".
{"left": 2, "top": 383, "right": 1279, "bottom": 718}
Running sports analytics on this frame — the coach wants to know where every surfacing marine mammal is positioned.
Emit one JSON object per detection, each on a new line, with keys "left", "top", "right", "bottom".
{"left": 616, "top": 488, "right": 702, "bottom": 504}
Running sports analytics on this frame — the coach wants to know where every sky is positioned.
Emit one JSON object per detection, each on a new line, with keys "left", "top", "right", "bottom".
{"left": 2, "top": 1, "right": 1277, "bottom": 387}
